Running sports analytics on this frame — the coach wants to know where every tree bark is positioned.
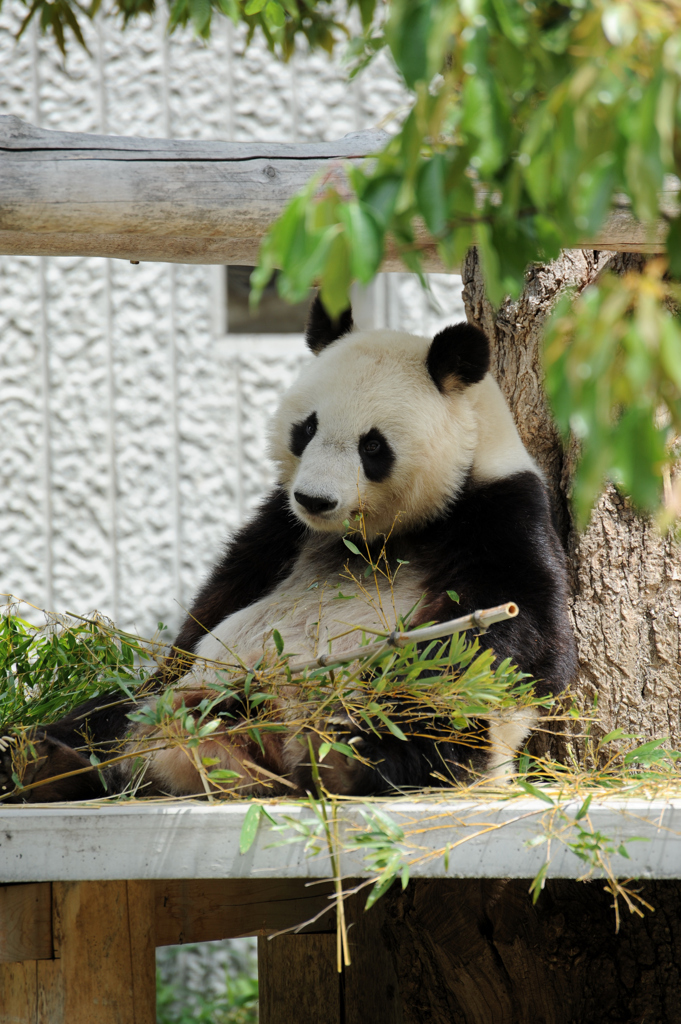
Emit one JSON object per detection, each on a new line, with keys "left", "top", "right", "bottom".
{"left": 462, "top": 247, "right": 681, "bottom": 761}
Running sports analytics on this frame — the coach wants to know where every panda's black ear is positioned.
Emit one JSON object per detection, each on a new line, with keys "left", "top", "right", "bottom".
{"left": 305, "top": 295, "right": 353, "bottom": 354}
{"left": 426, "top": 322, "right": 490, "bottom": 393}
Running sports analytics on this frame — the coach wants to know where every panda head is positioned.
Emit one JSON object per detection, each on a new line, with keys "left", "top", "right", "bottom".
{"left": 269, "top": 296, "right": 536, "bottom": 538}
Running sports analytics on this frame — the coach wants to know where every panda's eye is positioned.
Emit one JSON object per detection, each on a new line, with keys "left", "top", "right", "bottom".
{"left": 290, "top": 412, "right": 318, "bottom": 457}
{"left": 358, "top": 428, "right": 394, "bottom": 483}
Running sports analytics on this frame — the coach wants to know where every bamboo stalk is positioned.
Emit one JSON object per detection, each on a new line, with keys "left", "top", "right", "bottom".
{"left": 287, "top": 601, "right": 519, "bottom": 675}
{"left": 173, "top": 601, "right": 519, "bottom": 691}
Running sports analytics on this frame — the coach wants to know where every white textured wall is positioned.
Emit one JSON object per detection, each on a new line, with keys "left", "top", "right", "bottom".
{"left": 0, "top": 5, "right": 463, "bottom": 638}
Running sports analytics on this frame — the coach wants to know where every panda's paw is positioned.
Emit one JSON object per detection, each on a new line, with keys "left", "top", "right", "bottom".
{"left": 0, "top": 733, "right": 19, "bottom": 798}
{"left": 0, "top": 730, "right": 46, "bottom": 802}
{"left": 326, "top": 712, "right": 374, "bottom": 756}
{"left": 0, "top": 729, "right": 100, "bottom": 803}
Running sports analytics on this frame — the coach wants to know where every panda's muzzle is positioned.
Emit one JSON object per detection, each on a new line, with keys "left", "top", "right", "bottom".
{"left": 294, "top": 491, "right": 338, "bottom": 515}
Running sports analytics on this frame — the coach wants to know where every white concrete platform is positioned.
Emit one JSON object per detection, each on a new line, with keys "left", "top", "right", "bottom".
{"left": 1, "top": 797, "right": 680, "bottom": 883}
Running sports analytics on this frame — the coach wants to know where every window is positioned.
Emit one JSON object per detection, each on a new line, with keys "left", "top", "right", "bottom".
{"left": 226, "top": 266, "right": 313, "bottom": 334}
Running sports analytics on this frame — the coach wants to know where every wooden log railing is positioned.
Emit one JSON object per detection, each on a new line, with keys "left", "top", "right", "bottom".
{"left": 0, "top": 115, "right": 674, "bottom": 269}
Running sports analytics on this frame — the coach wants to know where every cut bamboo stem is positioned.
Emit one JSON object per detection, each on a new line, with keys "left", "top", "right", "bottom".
{"left": 287, "top": 601, "right": 519, "bottom": 675}
{"left": 173, "top": 602, "right": 519, "bottom": 691}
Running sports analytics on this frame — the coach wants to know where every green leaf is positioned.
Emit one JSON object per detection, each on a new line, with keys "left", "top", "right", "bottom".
{"left": 244, "top": 0, "right": 266, "bottom": 12}
{"left": 368, "top": 703, "right": 407, "bottom": 741}
{"left": 264, "top": 0, "right": 285, "bottom": 28}
{"left": 667, "top": 217, "right": 681, "bottom": 277}
{"left": 623, "top": 739, "right": 672, "bottom": 766}
{"left": 343, "top": 538, "right": 362, "bottom": 556}
{"left": 209, "top": 768, "right": 242, "bottom": 781}
{"left": 528, "top": 862, "right": 549, "bottom": 904}
{"left": 240, "top": 804, "right": 263, "bottom": 855}
{"left": 188, "top": 0, "right": 211, "bottom": 34}
{"left": 331, "top": 741, "right": 356, "bottom": 758}
{"left": 416, "top": 155, "right": 447, "bottom": 236}
{"left": 386, "top": 0, "right": 431, "bottom": 88}
{"left": 319, "top": 232, "right": 352, "bottom": 320}
{"left": 273, "top": 629, "right": 285, "bottom": 656}
{"left": 446, "top": 590, "right": 459, "bottom": 604}
{"left": 365, "top": 871, "right": 398, "bottom": 909}
{"left": 574, "top": 794, "right": 592, "bottom": 821}
{"left": 361, "top": 176, "right": 401, "bottom": 228}
{"left": 517, "top": 780, "right": 555, "bottom": 806}
{"left": 340, "top": 202, "right": 383, "bottom": 284}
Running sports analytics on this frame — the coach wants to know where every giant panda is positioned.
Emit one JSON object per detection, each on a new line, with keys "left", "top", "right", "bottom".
{"left": 0, "top": 300, "right": 576, "bottom": 802}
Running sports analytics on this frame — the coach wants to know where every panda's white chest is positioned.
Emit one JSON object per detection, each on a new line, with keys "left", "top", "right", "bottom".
{"left": 193, "top": 535, "right": 424, "bottom": 670}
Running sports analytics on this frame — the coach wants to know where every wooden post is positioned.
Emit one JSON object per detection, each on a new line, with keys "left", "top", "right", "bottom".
{"left": 343, "top": 891, "right": 402, "bottom": 1024}
{"left": 0, "top": 881, "right": 156, "bottom": 1024}
{"left": 258, "top": 934, "right": 340, "bottom": 1024}
{"left": 256, "top": 886, "right": 404, "bottom": 1024}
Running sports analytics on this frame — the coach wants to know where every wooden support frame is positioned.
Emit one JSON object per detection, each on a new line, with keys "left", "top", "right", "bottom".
{"left": 0, "top": 879, "right": 402, "bottom": 1024}
{"left": 0, "top": 878, "right": 337, "bottom": 1023}
{"left": 0, "top": 116, "right": 674, "bottom": 270}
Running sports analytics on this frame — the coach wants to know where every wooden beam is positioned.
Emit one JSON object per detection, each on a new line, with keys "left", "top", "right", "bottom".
{"left": 0, "top": 116, "right": 395, "bottom": 267}
{"left": 155, "top": 878, "right": 335, "bottom": 945}
{"left": 0, "top": 877, "right": 334, "bottom": 964}
{"left": 0, "top": 117, "right": 672, "bottom": 269}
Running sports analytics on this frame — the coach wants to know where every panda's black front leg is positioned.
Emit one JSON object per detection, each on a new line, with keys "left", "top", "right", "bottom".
{"left": 291, "top": 715, "right": 478, "bottom": 796}
{"left": 0, "top": 728, "right": 107, "bottom": 802}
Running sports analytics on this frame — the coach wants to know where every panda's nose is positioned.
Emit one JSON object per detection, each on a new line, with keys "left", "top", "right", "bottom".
{"left": 294, "top": 491, "right": 338, "bottom": 514}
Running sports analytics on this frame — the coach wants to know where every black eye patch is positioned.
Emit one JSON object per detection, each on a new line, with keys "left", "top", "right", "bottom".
{"left": 290, "top": 412, "right": 318, "bottom": 457}
{"left": 358, "top": 428, "right": 395, "bottom": 482}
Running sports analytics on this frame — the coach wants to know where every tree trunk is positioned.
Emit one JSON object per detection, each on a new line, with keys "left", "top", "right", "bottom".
{"left": 369, "top": 250, "right": 681, "bottom": 1023}
{"left": 463, "top": 247, "right": 681, "bottom": 762}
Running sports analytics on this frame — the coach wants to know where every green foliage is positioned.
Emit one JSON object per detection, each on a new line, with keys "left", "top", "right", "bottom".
{"left": 6, "top": 0, "right": 351, "bottom": 57}
{"left": 544, "top": 259, "right": 681, "bottom": 524}
{"left": 0, "top": 609, "right": 155, "bottom": 731}
{"left": 156, "top": 939, "right": 258, "bottom": 1024}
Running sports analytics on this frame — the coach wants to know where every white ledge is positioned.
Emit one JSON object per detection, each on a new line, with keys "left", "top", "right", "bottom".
{"left": 1, "top": 797, "right": 680, "bottom": 884}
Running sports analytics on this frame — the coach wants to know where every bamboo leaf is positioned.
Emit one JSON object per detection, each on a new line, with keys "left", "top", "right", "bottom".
{"left": 517, "top": 780, "right": 555, "bottom": 805}
{"left": 343, "top": 538, "right": 362, "bottom": 556}
{"left": 272, "top": 629, "right": 285, "bottom": 655}
{"left": 240, "top": 804, "right": 263, "bottom": 855}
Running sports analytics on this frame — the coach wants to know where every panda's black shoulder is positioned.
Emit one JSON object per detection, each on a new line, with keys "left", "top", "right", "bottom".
{"left": 415, "top": 470, "right": 561, "bottom": 559}
{"left": 408, "top": 470, "right": 576, "bottom": 694}
{"left": 448, "top": 470, "right": 562, "bottom": 549}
